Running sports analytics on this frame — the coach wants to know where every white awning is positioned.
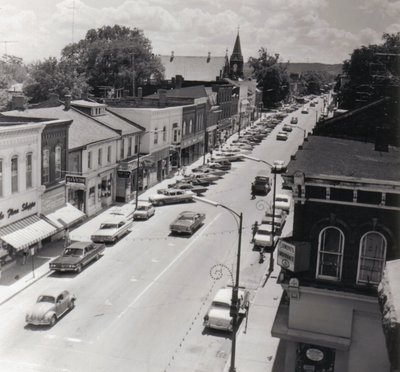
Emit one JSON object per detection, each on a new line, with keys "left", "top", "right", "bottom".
{"left": 0, "top": 215, "right": 58, "bottom": 251}
{"left": 46, "top": 203, "right": 86, "bottom": 229}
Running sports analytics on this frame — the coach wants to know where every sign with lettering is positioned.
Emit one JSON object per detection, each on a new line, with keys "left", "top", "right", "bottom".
{"left": 0, "top": 201, "right": 37, "bottom": 223}
{"left": 66, "top": 175, "right": 86, "bottom": 185}
{"left": 117, "top": 170, "right": 131, "bottom": 178}
{"left": 277, "top": 240, "right": 296, "bottom": 271}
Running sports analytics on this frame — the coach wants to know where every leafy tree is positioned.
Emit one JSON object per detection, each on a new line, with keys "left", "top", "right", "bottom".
{"left": 248, "top": 48, "right": 290, "bottom": 108}
{"left": 337, "top": 32, "right": 400, "bottom": 109}
{"left": 61, "top": 25, "right": 165, "bottom": 96}
{"left": 300, "top": 70, "right": 334, "bottom": 95}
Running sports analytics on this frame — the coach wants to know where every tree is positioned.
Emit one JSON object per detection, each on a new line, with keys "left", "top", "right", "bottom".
{"left": 300, "top": 70, "right": 334, "bottom": 95}
{"left": 61, "top": 25, "right": 165, "bottom": 96}
{"left": 248, "top": 48, "right": 290, "bottom": 108}
{"left": 337, "top": 32, "right": 400, "bottom": 109}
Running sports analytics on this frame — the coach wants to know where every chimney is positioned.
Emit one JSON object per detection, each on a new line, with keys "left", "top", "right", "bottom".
{"left": 175, "top": 75, "right": 183, "bottom": 89}
{"left": 138, "top": 87, "right": 143, "bottom": 99}
{"left": 158, "top": 89, "right": 167, "bottom": 108}
{"left": 11, "top": 94, "right": 25, "bottom": 110}
{"left": 64, "top": 94, "right": 72, "bottom": 110}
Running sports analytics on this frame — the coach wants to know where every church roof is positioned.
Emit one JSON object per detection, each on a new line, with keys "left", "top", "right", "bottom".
{"left": 160, "top": 55, "right": 225, "bottom": 81}
{"left": 230, "top": 33, "right": 243, "bottom": 62}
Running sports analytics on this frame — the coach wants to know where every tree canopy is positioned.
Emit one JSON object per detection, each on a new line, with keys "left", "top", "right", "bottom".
{"left": 61, "top": 25, "right": 165, "bottom": 96}
{"left": 300, "top": 70, "right": 334, "bottom": 95}
{"left": 248, "top": 48, "right": 290, "bottom": 108}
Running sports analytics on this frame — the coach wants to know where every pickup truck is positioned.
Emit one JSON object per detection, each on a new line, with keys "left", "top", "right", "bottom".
{"left": 49, "top": 241, "right": 105, "bottom": 273}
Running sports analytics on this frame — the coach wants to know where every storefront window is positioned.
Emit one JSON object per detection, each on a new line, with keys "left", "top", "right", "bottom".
{"left": 89, "top": 186, "right": 95, "bottom": 205}
{"left": 26, "top": 153, "right": 32, "bottom": 188}
{"left": 55, "top": 145, "right": 62, "bottom": 179}
{"left": 11, "top": 155, "right": 18, "bottom": 193}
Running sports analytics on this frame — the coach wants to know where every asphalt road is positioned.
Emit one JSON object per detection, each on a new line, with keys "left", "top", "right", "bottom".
{"left": 0, "top": 98, "right": 323, "bottom": 372}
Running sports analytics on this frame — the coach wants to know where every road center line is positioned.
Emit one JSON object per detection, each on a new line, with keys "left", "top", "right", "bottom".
{"left": 116, "top": 212, "right": 221, "bottom": 320}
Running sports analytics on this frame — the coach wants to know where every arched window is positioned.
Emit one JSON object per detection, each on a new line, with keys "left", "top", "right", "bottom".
{"left": 316, "top": 227, "right": 345, "bottom": 280}
{"left": 26, "top": 153, "right": 33, "bottom": 188}
{"left": 357, "top": 232, "right": 386, "bottom": 285}
{"left": 55, "top": 145, "right": 62, "bottom": 179}
{"left": 42, "top": 148, "right": 50, "bottom": 184}
{"left": 11, "top": 155, "right": 18, "bottom": 193}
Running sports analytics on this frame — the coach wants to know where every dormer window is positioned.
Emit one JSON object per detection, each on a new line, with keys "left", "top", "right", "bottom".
{"left": 91, "top": 107, "right": 105, "bottom": 116}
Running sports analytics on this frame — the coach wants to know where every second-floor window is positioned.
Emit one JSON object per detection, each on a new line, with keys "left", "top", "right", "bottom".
{"left": 154, "top": 128, "right": 158, "bottom": 144}
{"left": 0, "top": 159, "right": 3, "bottom": 197}
{"left": 189, "top": 120, "right": 193, "bottom": 134}
{"left": 134, "top": 136, "right": 138, "bottom": 154}
{"left": 316, "top": 227, "right": 344, "bottom": 281}
{"left": 163, "top": 126, "right": 166, "bottom": 141}
{"left": 26, "top": 153, "right": 32, "bottom": 188}
{"left": 11, "top": 155, "right": 18, "bottom": 193}
{"left": 127, "top": 137, "right": 132, "bottom": 156}
{"left": 55, "top": 145, "right": 62, "bottom": 179}
{"left": 107, "top": 146, "right": 111, "bottom": 163}
{"left": 357, "top": 232, "right": 386, "bottom": 285}
{"left": 120, "top": 139, "right": 125, "bottom": 159}
{"left": 98, "top": 148, "right": 102, "bottom": 166}
{"left": 183, "top": 121, "right": 187, "bottom": 136}
{"left": 88, "top": 151, "right": 92, "bottom": 169}
{"left": 42, "top": 149, "right": 49, "bottom": 184}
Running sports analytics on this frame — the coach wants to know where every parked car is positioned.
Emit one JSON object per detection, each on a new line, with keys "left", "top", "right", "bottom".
{"left": 253, "top": 223, "right": 279, "bottom": 249}
{"left": 26, "top": 289, "right": 76, "bottom": 326}
{"left": 91, "top": 217, "right": 132, "bottom": 243}
{"left": 208, "top": 160, "right": 231, "bottom": 171}
{"left": 49, "top": 241, "right": 105, "bottom": 273}
{"left": 169, "top": 211, "right": 206, "bottom": 235}
{"left": 165, "top": 182, "right": 207, "bottom": 195}
{"left": 273, "top": 160, "right": 287, "bottom": 172}
{"left": 186, "top": 172, "right": 220, "bottom": 183}
{"left": 282, "top": 124, "right": 293, "bottom": 132}
{"left": 149, "top": 189, "right": 194, "bottom": 206}
{"left": 182, "top": 175, "right": 212, "bottom": 186}
{"left": 203, "top": 287, "right": 250, "bottom": 331}
{"left": 301, "top": 107, "right": 309, "bottom": 114}
{"left": 212, "top": 152, "right": 243, "bottom": 162}
{"left": 133, "top": 201, "right": 155, "bottom": 220}
{"left": 274, "top": 194, "right": 292, "bottom": 212}
{"left": 192, "top": 166, "right": 225, "bottom": 177}
{"left": 290, "top": 116, "right": 298, "bottom": 124}
{"left": 276, "top": 132, "right": 288, "bottom": 141}
{"left": 261, "top": 213, "right": 285, "bottom": 235}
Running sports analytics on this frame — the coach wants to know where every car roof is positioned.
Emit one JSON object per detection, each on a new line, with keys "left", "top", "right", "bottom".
{"left": 137, "top": 201, "right": 152, "bottom": 207}
{"left": 67, "top": 241, "right": 92, "bottom": 249}
{"left": 275, "top": 194, "right": 290, "bottom": 199}
{"left": 39, "top": 287, "right": 69, "bottom": 297}
{"left": 214, "top": 287, "right": 245, "bottom": 304}
{"left": 179, "top": 211, "right": 197, "bottom": 217}
{"left": 258, "top": 224, "right": 273, "bottom": 231}
{"left": 101, "top": 219, "right": 125, "bottom": 224}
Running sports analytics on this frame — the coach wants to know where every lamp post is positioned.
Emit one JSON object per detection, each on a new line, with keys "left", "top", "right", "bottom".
{"left": 192, "top": 195, "right": 242, "bottom": 372}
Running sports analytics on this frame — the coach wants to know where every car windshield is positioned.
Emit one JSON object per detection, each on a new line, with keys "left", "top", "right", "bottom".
{"left": 37, "top": 295, "right": 55, "bottom": 304}
{"left": 137, "top": 206, "right": 147, "bottom": 211}
{"left": 100, "top": 223, "right": 118, "bottom": 229}
{"left": 63, "top": 248, "right": 84, "bottom": 256}
{"left": 180, "top": 215, "right": 195, "bottom": 221}
{"left": 276, "top": 197, "right": 288, "bottom": 202}
{"left": 212, "top": 301, "right": 230, "bottom": 309}
{"left": 257, "top": 230, "right": 271, "bottom": 236}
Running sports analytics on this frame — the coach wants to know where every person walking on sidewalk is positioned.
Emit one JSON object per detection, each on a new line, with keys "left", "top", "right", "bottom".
{"left": 251, "top": 183, "right": 256, "bottom": 200}
{"left": 22, "top": 249, "right": 28, "bottom": 265}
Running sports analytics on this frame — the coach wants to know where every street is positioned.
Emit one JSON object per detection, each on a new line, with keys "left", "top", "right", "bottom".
{"left": 0, "top": 100, "right": 322, "bottom": 372}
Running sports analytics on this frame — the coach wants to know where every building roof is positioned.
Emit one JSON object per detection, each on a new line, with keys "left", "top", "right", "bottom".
{"left": 286, "top": 136, "right": 400, "bottom": 182}
{"left": 70, "top": 100, "right": 107, "bottom": 108}
{"left": 2, "top": 105, "right": 120, "bottom": 149}
{"left": 160, "top": 55, "right": 225, "bottom": 81}
{"left": 146, "top": 85, "right": 209, "bottom": 100}
{"left": 230, "top": 32, "right": 243, "bottom": 62}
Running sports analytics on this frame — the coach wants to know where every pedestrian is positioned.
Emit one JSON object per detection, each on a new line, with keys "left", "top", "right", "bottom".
{"left": 251, "top": 184, "right": 256, "bottom": 199}
{"left": 64, "top": 228, "right": 70, "bottom": 248}
{"left": 259, "top": 248, "right": 265, "bottom": 264}
{"left": 22, "top": 249, "right": 28, "bottom": 265}
{"left": 251, "top": 221, "right": 258, "bottom": 243}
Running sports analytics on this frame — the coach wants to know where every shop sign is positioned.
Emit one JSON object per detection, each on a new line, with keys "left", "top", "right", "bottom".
{"left": 277, "top": 240, "right": 296, "bottom": 271}
{"left": 117, "top": 170, "right": 131, "bottom": 178}
{"left": 66, "top": 175, "right": 86, "bottom": 185}
{"left": 0, "top": 201, "right": 37, "bottom": 221}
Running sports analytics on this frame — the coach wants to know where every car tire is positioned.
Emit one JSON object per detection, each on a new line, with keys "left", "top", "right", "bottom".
{"left": 95, "top": 254, "right": 100, "bottom": 261}
{"left": 50, "top": 315, "right": 57, "bottom": 326}
{"left": 76, "top": 264, "right": 82, "bottom": 273}
{"left": 68, "top": 299, "right": 75, "bottom": 310}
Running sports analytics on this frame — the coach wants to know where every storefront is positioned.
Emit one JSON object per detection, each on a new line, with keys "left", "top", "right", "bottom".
{"left": 180, "top": 133, "right": 205, "bottom": 166}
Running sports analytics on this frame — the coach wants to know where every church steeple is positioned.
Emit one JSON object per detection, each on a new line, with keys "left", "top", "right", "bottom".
{"left": 222, "top": 48, "right": 230, "bottom": 78}
{"left": 229, "top": 30, "right": 244, "bottom": 80}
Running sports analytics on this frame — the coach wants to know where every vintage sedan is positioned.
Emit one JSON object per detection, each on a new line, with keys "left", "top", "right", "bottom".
{"left": 290, "top": 116, "right": 298, "bottom": 124}
{"left": 149, "top": 189, "right": 194, "bottom": 206}
{"left": 276, "top": 132, "right": 288, "bottom": 141}
{"left": 253, "top": 223, "right": 279, "bottom": 249}
{"left": 208, "top": 160, "right": 231, "bottom": 171}
{"left": 274, "top": 193, "right": 292, "bottom": 212}
{"left": 26, "top": 289, "right": 76, "bottom": 326}
{"left": 91, "top": 217, "right": 132, "bottom": 243}
{"left": 169, "top": 211, "right": 206, "bottom": 235}
{"left": 186, "top": 172, "right": 220, "bottom": 183}
{"left": 132, "top": 201, "right": 155, "bottom": 220}
{"left": 203, "top": 287, "right": 249, "bottom": 331}
{"left": 192, "top": 165, "right": 226, "bottom": 177}
{"left": 164, "top": 182, "right": 207, "bottom": 195}
{"left": 49, "top": 241, "right": 105, "bottom": 273}
{"left": 282, "top": 124, "right": 293, "bottom": 132}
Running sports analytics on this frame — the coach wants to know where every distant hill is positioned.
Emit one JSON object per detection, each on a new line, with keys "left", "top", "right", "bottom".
{"left": 286, "top": 63, "right": 342, "bottom": 76}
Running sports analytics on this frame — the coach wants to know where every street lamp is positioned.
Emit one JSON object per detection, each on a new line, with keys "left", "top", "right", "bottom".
{"left": 242, "top": 155, "right": 287, "bottom": 272}
{"left": 192, "top": 195, "right": 243, "bottom": 372}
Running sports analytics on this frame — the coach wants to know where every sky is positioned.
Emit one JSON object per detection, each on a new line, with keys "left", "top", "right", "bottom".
{"left": 0, "top": 0, "right": 399, "bottom": 64}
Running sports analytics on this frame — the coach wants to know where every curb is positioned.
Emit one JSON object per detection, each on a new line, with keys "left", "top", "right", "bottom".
{"left": 0, "top": 269, "right": 51, "bottom": 306}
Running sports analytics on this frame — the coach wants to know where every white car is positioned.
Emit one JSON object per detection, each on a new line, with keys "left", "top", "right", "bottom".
{"left": 149, "top": 189, "right": 194, "bottom": 206}
{"left": 133, "top": 201, "right": 155, "bottom": 220}
{"left": 301, "top": 107, "right": 309, "bottom": 114}
{"left": 91, "top": 218, "right": 133, "bottom": 243}
{"left": 273, "top": 160, "right": 286, "bottom": 172}
{"left": 274, "top": 194, "right": 292, "bottom": 212}
{"left": 253, "top": 223, "right": 279, "bottom": 248}
{"left": 203, "top": 287, "right": 250, "bottom": 331}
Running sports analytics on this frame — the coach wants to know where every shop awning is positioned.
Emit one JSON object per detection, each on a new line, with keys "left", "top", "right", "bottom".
{"left": 0, "top": 215, "right": 58, "bottom": 251}
{"left": 46, "top": 203, "right": 86, "bottom": 229}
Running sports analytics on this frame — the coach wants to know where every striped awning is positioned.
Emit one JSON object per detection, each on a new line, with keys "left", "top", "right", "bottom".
{"left": 46, "top": 203, "right": 86, "bottom": 229}
{"left": 0, "top": 215, "right": 58, "bottom": 251}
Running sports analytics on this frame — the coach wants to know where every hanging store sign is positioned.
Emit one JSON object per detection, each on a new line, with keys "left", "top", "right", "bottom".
{"left": 66, "top": 176, "right": 86, "bottom": 185}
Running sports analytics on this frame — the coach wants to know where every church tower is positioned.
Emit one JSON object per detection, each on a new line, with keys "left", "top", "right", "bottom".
{"left": 222, "top": 48, "right": 230, "bottom": 78}
{"left": 229, "top": 31, "right": 244, "bottom": 80}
